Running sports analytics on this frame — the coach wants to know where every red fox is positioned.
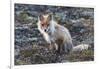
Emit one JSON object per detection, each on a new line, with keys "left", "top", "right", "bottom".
{"left": 37, "top": 13, "right": 73, "bottom": 53}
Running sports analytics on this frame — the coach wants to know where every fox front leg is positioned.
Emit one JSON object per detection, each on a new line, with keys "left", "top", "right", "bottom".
{"left": 54, "top": 43, "right": 58, "bottom": 51}
{"left": 48, "top": 43, "right": 53, "bottom": 50}
{"left": 51, "top": 42, "right": 58, "bottom": 51}
{"left": 48, "top": 41, "right": 58, "bottom": 51}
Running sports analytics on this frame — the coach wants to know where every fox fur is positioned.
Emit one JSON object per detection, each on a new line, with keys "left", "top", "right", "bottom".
{"left": 37, "top": 13, "right": 73, "bottom": 53}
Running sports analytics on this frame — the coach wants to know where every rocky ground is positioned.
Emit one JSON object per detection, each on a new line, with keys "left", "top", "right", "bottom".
{"left": 14, "top": 4, "right": 94, "bottom": 65}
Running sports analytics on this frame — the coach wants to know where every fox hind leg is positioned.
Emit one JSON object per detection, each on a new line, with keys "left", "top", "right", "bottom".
{"left": 63, "top": 42, "right": 73, "bottom": 54}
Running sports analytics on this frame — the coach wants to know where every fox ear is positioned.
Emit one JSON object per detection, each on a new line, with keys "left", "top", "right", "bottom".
{"left": 48, "top": 13, "right": 52, "bottom": 21}
{"left": 39, "top": 14, "right": 44, "bottom": 21}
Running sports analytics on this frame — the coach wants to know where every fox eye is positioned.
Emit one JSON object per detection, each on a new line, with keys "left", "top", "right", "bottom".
{"left": 41, "top": 24, "right": 44, "bottom": 26}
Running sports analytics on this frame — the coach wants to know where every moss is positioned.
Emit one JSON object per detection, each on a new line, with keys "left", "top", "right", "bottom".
{"left": 20, "top": 46, "right": 39, "bottom": 58}
{"left": 17, "top": 11, "right": 33, "bottom": 23}
{"left": 19, "top": 11, "right": 28, "bottom": 21}
{"left": 15, "top": 59, "right": 27, "bottom": 65}
{"left": 20, "top": 50, "right": 33, "bottom": 58}
{"left": 67, "top": 49, "right": 94, "bottom": 62}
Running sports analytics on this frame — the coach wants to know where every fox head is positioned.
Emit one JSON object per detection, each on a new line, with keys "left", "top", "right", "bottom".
{"left": 38, "top": 13, "right": 52, "bottom": 32}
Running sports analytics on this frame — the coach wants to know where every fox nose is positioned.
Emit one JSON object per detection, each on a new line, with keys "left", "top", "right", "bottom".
{"left": 44, "top": 29, "right": 47, "bottom": 32}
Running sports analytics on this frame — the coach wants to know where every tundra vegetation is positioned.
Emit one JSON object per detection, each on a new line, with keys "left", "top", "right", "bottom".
{"left": 15, "top": 4, "right": 94, "bottom": 65}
